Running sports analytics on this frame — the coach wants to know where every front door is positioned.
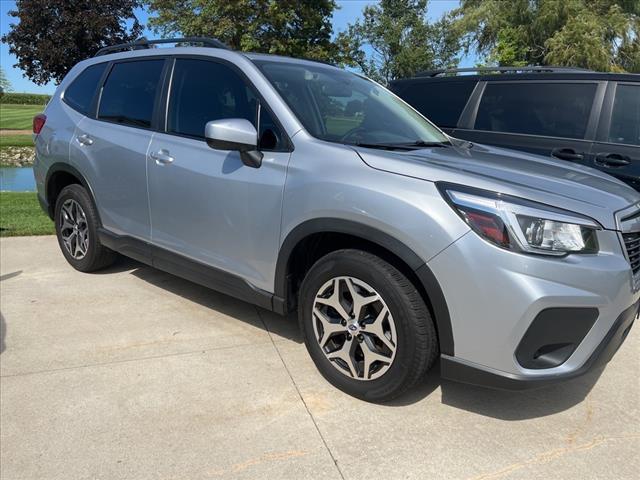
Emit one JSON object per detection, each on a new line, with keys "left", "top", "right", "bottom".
{"left": 147, "top": 58, "right": 291, "bottom": 291}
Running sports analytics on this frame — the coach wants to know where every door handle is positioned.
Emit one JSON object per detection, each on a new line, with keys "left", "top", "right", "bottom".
{"left": 595, "top": 153, "right": 631, "bottom": 167}
{"left": 551, "top": 148, "right": 584, "bottom": 161}
{"left": 76, "top": 134, "right": 94, "bottom": 146}
{"left": 150, "top": 149, "right": 174, "bottom": 165}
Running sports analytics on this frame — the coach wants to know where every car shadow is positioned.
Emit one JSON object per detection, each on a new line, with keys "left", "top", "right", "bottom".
{"left": 106, "top": 256, "right": 303, "bottom": 344}
{"left": 104, "top": 256, "right": 601, "bottom": 418}
{"left": 388, "top": 359, "right": 604, "bottom": 420}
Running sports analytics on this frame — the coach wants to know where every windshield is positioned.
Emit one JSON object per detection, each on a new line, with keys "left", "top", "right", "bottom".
{"left": 254, "top": 60, "right": 448, "bottom": 147}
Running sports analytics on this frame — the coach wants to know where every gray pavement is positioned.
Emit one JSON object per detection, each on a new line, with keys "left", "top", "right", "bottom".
{"left": 1, "top": 235, "right": 638, "bottom": 480}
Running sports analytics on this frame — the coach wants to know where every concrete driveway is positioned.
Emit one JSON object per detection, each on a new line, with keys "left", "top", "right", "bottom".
{"left": 1, "top": 236, "right": 638, "bottom": 480}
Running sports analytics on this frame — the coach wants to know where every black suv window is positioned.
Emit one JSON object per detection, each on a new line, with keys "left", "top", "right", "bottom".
{"left": 98, "top": 59, "right": 164, "bottom": 128}
{"left": 168, "top": 58, "right": 285, "bottom": 150}
{"left": 394, "top": 81, "right": 476, "bottom": 128}
{"left": 64, "top": 63, "right": 108, "bottom": 115}
{"left": 608, "top": 84, "right": 640, "bottom": 146}
{"left": 475, "top": 82, "right": 597, "bottom": 139}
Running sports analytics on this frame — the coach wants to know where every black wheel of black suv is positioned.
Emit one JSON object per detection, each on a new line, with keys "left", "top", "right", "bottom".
{"left": 54, "top": 184, "right": 117, "bottom": 272}
{"left": 298, "top": 249, "right": 438, "bottom": 402}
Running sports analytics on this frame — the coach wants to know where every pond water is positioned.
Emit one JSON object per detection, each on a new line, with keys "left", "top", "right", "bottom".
{"left": 0, "top": 167, "right": 36, "bottom": 192}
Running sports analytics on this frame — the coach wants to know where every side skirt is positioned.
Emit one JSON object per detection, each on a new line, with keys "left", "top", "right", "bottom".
{"left": 98, "top": 228, "right": 284, "bottom": 313}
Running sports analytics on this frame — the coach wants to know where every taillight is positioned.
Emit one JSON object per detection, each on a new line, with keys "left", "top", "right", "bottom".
{"left": 33, "top": 114, "right": 47, "bottom": 134}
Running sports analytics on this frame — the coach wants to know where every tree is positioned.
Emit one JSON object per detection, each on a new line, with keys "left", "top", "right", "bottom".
{"left": 0, "top": 67, "right": 11, "bottom": 93}
{"left": 146, "top": 0, "right": 343, "bottom": 62}
{"left": 337, "top": 0, "right": 460, "bottom": 84}
{"left": 1, "top": 0, "right": 143, "bottom": 85}
{"left": 452, "top": 0, "right": 640, "bottom": 72}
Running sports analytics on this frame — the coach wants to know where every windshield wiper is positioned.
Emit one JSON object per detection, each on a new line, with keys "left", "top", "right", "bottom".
{"left": 402, "top": 140, "right": 451, "bottom": 148}
{"left": 353, "top": 142, "right": 416, "bottom": 151}
{"left": 353, "top": 140, "right": 451, "bottom": 151}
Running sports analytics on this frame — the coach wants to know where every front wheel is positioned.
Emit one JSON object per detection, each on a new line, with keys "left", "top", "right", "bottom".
{"left": 298, "top": 249, "right": 438, "bottom": 402}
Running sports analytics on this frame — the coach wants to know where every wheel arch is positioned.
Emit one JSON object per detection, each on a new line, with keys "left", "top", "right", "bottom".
{"left": 45, "top": 163, "right": 99, "bottom": 221}
{"left": 275, "top": 218, "right": 454, "bottom": 355}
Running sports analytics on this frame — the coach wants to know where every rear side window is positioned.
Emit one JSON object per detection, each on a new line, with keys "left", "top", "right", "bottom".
{"left": 64, "top": 63, "right": 108, "bottom": 115}
{"left": 475, "top": 82, "right": 597, "bottom": 139}
{"left": 98, "top": 59, "right": 164, "bottom": 128}
{"left": 608, "top": 84, "right": 640, "bottom": 146}
{"left": 394, "top": 81, "right": 476, "bottom": 128}
{"left": 168, "top": 58, "right": 285, "bottom": 150}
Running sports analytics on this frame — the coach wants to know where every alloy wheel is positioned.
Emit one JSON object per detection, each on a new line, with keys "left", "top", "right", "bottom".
{"left": 59, "top": 199, "right": 89, "bottom": 260}
{"left": 312, "top": 276, "right": 398, "bottom": 381}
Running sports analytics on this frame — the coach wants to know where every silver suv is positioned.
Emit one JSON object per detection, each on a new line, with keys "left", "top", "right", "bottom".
{"left": 34, "top": 38, "right": 639, "bottom": 401}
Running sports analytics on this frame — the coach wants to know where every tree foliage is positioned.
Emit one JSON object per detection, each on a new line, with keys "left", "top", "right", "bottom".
{"left": 0, "top": 67, "right": 11, "bottom": 93}
{"left": 1, "top": 0, "right": 143, "bottom": 85}
{"left": 146, "top": 0, "right": 343, "bottom": 62}
{"left": 452, "top": 0, "right": 640, "bottom": 72}
{"left": 338, "top": 0, "right": 460, "bottom": 84}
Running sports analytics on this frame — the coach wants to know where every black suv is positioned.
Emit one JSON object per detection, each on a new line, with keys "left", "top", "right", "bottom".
{"left": 390, "top": 67, "right": 640, "bottom": 190}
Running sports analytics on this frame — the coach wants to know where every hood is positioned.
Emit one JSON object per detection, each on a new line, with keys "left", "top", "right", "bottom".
{"left": 355, "top": 142, "right": 640, "bottom": 230}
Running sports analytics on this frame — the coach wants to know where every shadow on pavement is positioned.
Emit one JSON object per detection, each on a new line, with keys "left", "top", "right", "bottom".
{"left": 102, "top": 256, "right": 602, "bottom": 418}
{"left": 389, "top": 358, "right": 603, "bottom": 419}
{"left": 113, "top": 256, "right": 303, "bottom": 344}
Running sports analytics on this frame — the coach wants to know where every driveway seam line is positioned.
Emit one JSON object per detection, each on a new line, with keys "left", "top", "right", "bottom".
{"left": 0, "top": 340, "right": 273, "bottom": 378}
{"left": 255, "top": 307, "right": 346, "bottom": 480}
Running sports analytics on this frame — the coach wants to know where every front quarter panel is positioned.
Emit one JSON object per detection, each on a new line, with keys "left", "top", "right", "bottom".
{"left": 280, "top": 133, "right": 470, "bottom": 269}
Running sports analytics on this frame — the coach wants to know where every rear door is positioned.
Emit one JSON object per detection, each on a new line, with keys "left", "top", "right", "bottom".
{"left": 590, "top": 82, "right": 640, "bottom": 190}
{"left": 70, "top": 58, "right": 166, "bottom": 241}
{"left": 455, "top": 81, "right": 603, "bottom": 162}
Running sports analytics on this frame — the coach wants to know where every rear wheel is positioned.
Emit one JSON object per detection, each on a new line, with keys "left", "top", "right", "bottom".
{"left": 298, "top": 249, "right": 438, "bottom": 402}
{"left": 54, "top": 184, "right": 117, "bottom": 272}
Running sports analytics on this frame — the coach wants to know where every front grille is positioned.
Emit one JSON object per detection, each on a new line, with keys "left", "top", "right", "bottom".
{"left": 623, "top": 233, "right": 640, "bottom": 275}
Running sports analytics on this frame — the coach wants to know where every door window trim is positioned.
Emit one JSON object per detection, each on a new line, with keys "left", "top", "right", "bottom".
{"left": 159, "top": 54, "right": 294, "bottom": 153}
{"left": 463, "top": 79, "right": 606, "bottom": 141}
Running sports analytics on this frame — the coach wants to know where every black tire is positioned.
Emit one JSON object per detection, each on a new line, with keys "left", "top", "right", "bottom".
{"left": 298, "top": 249, "right": 438, "bottom": 402}
{"left": 54, "top": 184, "right": 117, "bottom": 272}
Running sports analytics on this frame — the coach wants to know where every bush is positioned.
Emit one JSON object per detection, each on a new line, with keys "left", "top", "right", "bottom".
{"left": 0, "top": 93, "right": 51, "bottom": 105}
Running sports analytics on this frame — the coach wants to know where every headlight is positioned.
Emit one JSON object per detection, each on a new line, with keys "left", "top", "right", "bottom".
{"left": 439, "top": 184, "right": 600, "bottom": 256}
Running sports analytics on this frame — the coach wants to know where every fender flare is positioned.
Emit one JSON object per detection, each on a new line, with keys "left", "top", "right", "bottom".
{"left": 44, "top": 163, "right": 98, "bottom": 220}
{"left": 275, "top": 218, "right": 454, "bottom": 355}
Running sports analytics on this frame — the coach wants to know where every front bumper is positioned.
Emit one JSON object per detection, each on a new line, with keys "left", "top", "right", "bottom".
{"left": 440, "top": 300, "right": 637, "bottom": 390}
{"left": 427, "top": 228, "right": 639, "bottom": 389}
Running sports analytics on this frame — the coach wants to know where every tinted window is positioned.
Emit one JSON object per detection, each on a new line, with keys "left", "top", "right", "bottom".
{"left": 256, "top": 60, "right": 448, "bottom": 146}
{"left": 608, "top": 84, "right": 640, "bottom": 146}
{"left": 98, "top": 60, "right": 164, "bottom": 128}
{"left": 394, "top": 81, "right": 476, "bottom": 128}
{"left": 168, "top": 59, "right": 284, "bottom": 150}
{"left": 64, "top": 63, "right": 108, "bottom": 115}
{"left": 475, "top": 82, "right": 597, "bottom": 139}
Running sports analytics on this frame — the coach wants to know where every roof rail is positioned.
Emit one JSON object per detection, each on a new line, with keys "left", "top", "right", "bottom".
{"left": 416, "top": 66, "right": 592, "bottom": 78}
{"left": 94, "top": 37, "right": 231, "bottom": 57}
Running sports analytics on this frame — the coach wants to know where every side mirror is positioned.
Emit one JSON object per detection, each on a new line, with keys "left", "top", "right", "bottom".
{"left": 205, "top": 118, "right": 263, "bottom": 168}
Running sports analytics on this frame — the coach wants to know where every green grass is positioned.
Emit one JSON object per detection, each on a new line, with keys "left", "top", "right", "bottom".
{"left": 0, "top": 192, "right": 54, "bottom": 237}
{"left": 0, "top": 104, "right": 43, "bottom": 130}
{"left": 0, "top": 134, "right": 33, "bottom": 148}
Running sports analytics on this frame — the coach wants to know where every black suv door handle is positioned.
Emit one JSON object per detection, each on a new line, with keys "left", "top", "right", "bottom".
{"left": 551, "top": 148, "right": 584, "bottom": 161}
{"left": 595, "top": 153, "right": 631, "bottom": 167}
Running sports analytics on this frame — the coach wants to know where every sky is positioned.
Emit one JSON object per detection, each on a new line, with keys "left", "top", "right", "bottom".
{"left": 0, "top": 0, "right": 466, "bottom": 95}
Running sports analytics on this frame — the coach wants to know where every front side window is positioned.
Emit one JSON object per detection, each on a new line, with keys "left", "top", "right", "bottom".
{"left": 64, "top": 62, "right": 108, "bottom": 115}
{"left": 608, "top": 84, "right": 640, "bottom": 146}
{"left": 254, "top": 60, "right": 448, "bottom": 146}
{"left": 168, "top": 59, "right": 285, "bottom": 150}
{"left": 98, "top": 59, "right": 164, "bottom": 128}
{"left": 475, "top": 82, "right": 597, "bottom": 139}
